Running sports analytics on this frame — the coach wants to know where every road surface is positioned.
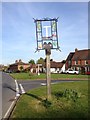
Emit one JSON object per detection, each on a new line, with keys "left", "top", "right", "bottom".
{"left": 0, "top": 72, "right": 2, "bottom": 120}
{"left": 1, "top": 72, "right": 16, "bottom": 119}
{"left": 17, "top": 79, "right": 76, "bottom": 92}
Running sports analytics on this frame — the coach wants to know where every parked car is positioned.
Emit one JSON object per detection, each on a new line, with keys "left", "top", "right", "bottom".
{"left": 64, "top": 69, "right": 79, "bottom": 74}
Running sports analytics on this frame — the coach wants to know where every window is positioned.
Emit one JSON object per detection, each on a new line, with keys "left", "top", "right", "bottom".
{"left": 85, "top": 60, "right": 88, "bottom": 65}
{"left": 75, "top": 60, "right": 78, "bottom": 65}
{"left": 68, "top": 61, "right": 71, "bottom": 65}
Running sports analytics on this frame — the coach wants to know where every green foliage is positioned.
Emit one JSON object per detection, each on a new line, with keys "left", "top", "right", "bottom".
{"left": 54, "top": 91, "right": 64, "bottom": 99}
{"left": 40, "top": 99, "right": 52, "bottom": 108}
{"left": 80, "top": 67, "right": 85, "bottom": 74}
{"left": 36, "top": 57, "right": 45, "bottom": 65}
{"left": 28, "top": 59, "right": 35, "bottom": 64}
{"left": 19, "top": 66, "right": 24, "bottom": 72}
{"left": 54, "top": 89, "right": 81, "bottom": 102}
{"left": 63, "top": 89, "right": 81, "bottom": 102}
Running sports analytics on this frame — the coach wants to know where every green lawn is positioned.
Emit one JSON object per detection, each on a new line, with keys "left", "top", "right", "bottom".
{"left": 11, "top": 81, "right": 88, "bottom": 119}
{"left": 10, "top": 72, "right": 89, "bottom": 80}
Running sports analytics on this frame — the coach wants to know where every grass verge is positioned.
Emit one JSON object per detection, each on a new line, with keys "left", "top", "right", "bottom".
{"left": 11, "top": 81, "right": 88, "bottom": 119}
{"left": 10, "top": 72, "right": 89, "bottom": 80}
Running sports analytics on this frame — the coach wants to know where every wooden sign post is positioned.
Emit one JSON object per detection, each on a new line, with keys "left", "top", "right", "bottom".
{"left": 34, "top": 18, "right": 60, "bottom": 100}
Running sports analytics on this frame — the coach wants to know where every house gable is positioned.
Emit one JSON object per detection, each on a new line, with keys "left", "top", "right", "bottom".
{"left": 72, "top": 49, "right": 90, "bottom": 61}
{"left": 9, "top": 59, "right": 30, "bottom": 72}
{"left": 65, "top": 49, "right": 90, "bottom": 72}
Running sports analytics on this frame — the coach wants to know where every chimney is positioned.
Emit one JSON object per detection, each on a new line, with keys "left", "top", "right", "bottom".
{"left": 50, "top": 59, "right": 53, "bottom": 61}
{"left": 15, "top": 60, "right": 18, "bottom": 63}
{"left": 19, "top": 59, "right": 22, "bottom": 62}
{"left": 75, "top": 48, "right": 78, "bottom": 52}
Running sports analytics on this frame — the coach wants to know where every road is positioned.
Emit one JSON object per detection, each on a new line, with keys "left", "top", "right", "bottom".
{"left": 1, "top": 72, "right": 16, "bottom": 119}
{"left": 17, "top": 79, "right": 76, "bottom": 92}
{"left": 0, "top": 72, "right": 2, "bottom": 120}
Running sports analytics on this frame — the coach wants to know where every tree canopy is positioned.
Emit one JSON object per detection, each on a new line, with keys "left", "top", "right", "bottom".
{"left": 28, "top": 59, "right": 35, "bottom": 64}
{"left": 36, "top": 57, "right": 45, "bottom": 65}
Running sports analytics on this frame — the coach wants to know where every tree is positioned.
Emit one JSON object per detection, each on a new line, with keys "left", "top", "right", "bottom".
{"left": 19, "top": 66, "right": 24, "bottom": 72}
{"left": 36, "top": 57, "right": 45, "bottom": 65}
{"left": 29, "top": 59, "right": 35, "bottom": 64}
{"left": 81, "top": 67, "right": 85, "bottom": 74}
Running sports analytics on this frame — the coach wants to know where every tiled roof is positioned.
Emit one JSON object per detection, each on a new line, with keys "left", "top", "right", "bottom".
{"left": 50, "top": 61, "right": 64, "bottom": 68}
{"left": 44, "top": 61, "right": 64, "bottom": 68}
{"left": 66, "top": 52, "right": 74, "bottom": 61}
{"left": 10, "top": 61, "right": 29, "bottom": 66}
{"left": 66, "top": 49, "right": 90, "bottom": 61}
{"left": 72, "top": 49, "right": 90, "bottom": 60}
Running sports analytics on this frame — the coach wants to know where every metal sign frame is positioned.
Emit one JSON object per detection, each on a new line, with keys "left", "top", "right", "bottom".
{"left": 34, "top": 18, "right": 59, "bottom": 51}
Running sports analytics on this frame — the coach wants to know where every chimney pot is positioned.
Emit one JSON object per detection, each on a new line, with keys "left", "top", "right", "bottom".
{"left": 75, "top": 48, "right": 78, "bottom": 52}
{"left": 19, "top": 59, "right": 22, "bottom": 62}
{"left": 15, "top": 60, "right": 18, "bottom": 63}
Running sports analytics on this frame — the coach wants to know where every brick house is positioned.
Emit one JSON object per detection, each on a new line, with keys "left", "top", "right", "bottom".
{"left": 65, "top": 48, "right": 90, "bottom": 72}
{"left": 50, "top": 61, "right": 65, "bottom": 73}
{"left": 43, "top": 61, "right": 65, "bottom": 73}
{"left": 25, "top": 64, "right": 37, "bottom": 73}
{"left": 8, "top": 59, "right": 30, "bottom": 72}
{"left": 0, "top": 64, "right": 9, "bottom": 72}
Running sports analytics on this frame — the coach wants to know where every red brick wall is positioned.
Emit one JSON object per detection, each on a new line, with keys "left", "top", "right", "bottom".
{"left": 9, "top": 65, "right": 18, "bottom": 72}
{"left": 18, "top": 64, "right": 30, "bottom": 71}
{"left": 81, "top": 60, "right": 85, "bottom": 65}
{"left": 88, "top": 60, "right": 90, "bottom": 65}
{"left": 72, "top": 60, "right": 85, "bottom": 65}
{"left": 72, "top": 61, "right": 75, "bottom": 65}
{"left": 78, "top": 60, "right": 81, "bottom": 65}
{"left": 72, "top": 60, "right": 90, "bottom": 66}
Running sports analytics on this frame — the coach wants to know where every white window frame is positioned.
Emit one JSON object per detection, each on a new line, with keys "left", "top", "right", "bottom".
{"left": 85, "top": 60, "right": 88, "bottom": 65}
{"left": 75, "top": 60, "right": 78, "bottom": 65}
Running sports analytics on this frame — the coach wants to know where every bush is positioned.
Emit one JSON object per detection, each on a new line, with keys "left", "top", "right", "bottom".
{"left": 54, "top": 89, "right": 81, "bottom": 102}
{"left": 80, "top": 67, "right": 85, "bottom": 75}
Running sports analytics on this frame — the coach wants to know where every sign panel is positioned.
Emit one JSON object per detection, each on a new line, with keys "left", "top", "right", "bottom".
{"left": 35, "top": 18, "right": 59, "bottom": 50}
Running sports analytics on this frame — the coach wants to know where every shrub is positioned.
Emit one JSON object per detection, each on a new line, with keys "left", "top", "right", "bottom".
{"left": 54, "top": 89, "right": 81, "bottom": 102}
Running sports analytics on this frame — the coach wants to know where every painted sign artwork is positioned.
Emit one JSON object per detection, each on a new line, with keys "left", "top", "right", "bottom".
{"left": 35, "top": 18, "right": 59, "bottom": 50}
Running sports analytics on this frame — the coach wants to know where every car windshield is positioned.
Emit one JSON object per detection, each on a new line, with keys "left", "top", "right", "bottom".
{"left": 69, "top": 69, "right": 73, "bottom": 71}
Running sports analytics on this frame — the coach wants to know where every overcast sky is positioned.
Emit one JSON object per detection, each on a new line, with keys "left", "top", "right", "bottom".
{"left": 1, "top": 2, "right": 88, "bottom": 65}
